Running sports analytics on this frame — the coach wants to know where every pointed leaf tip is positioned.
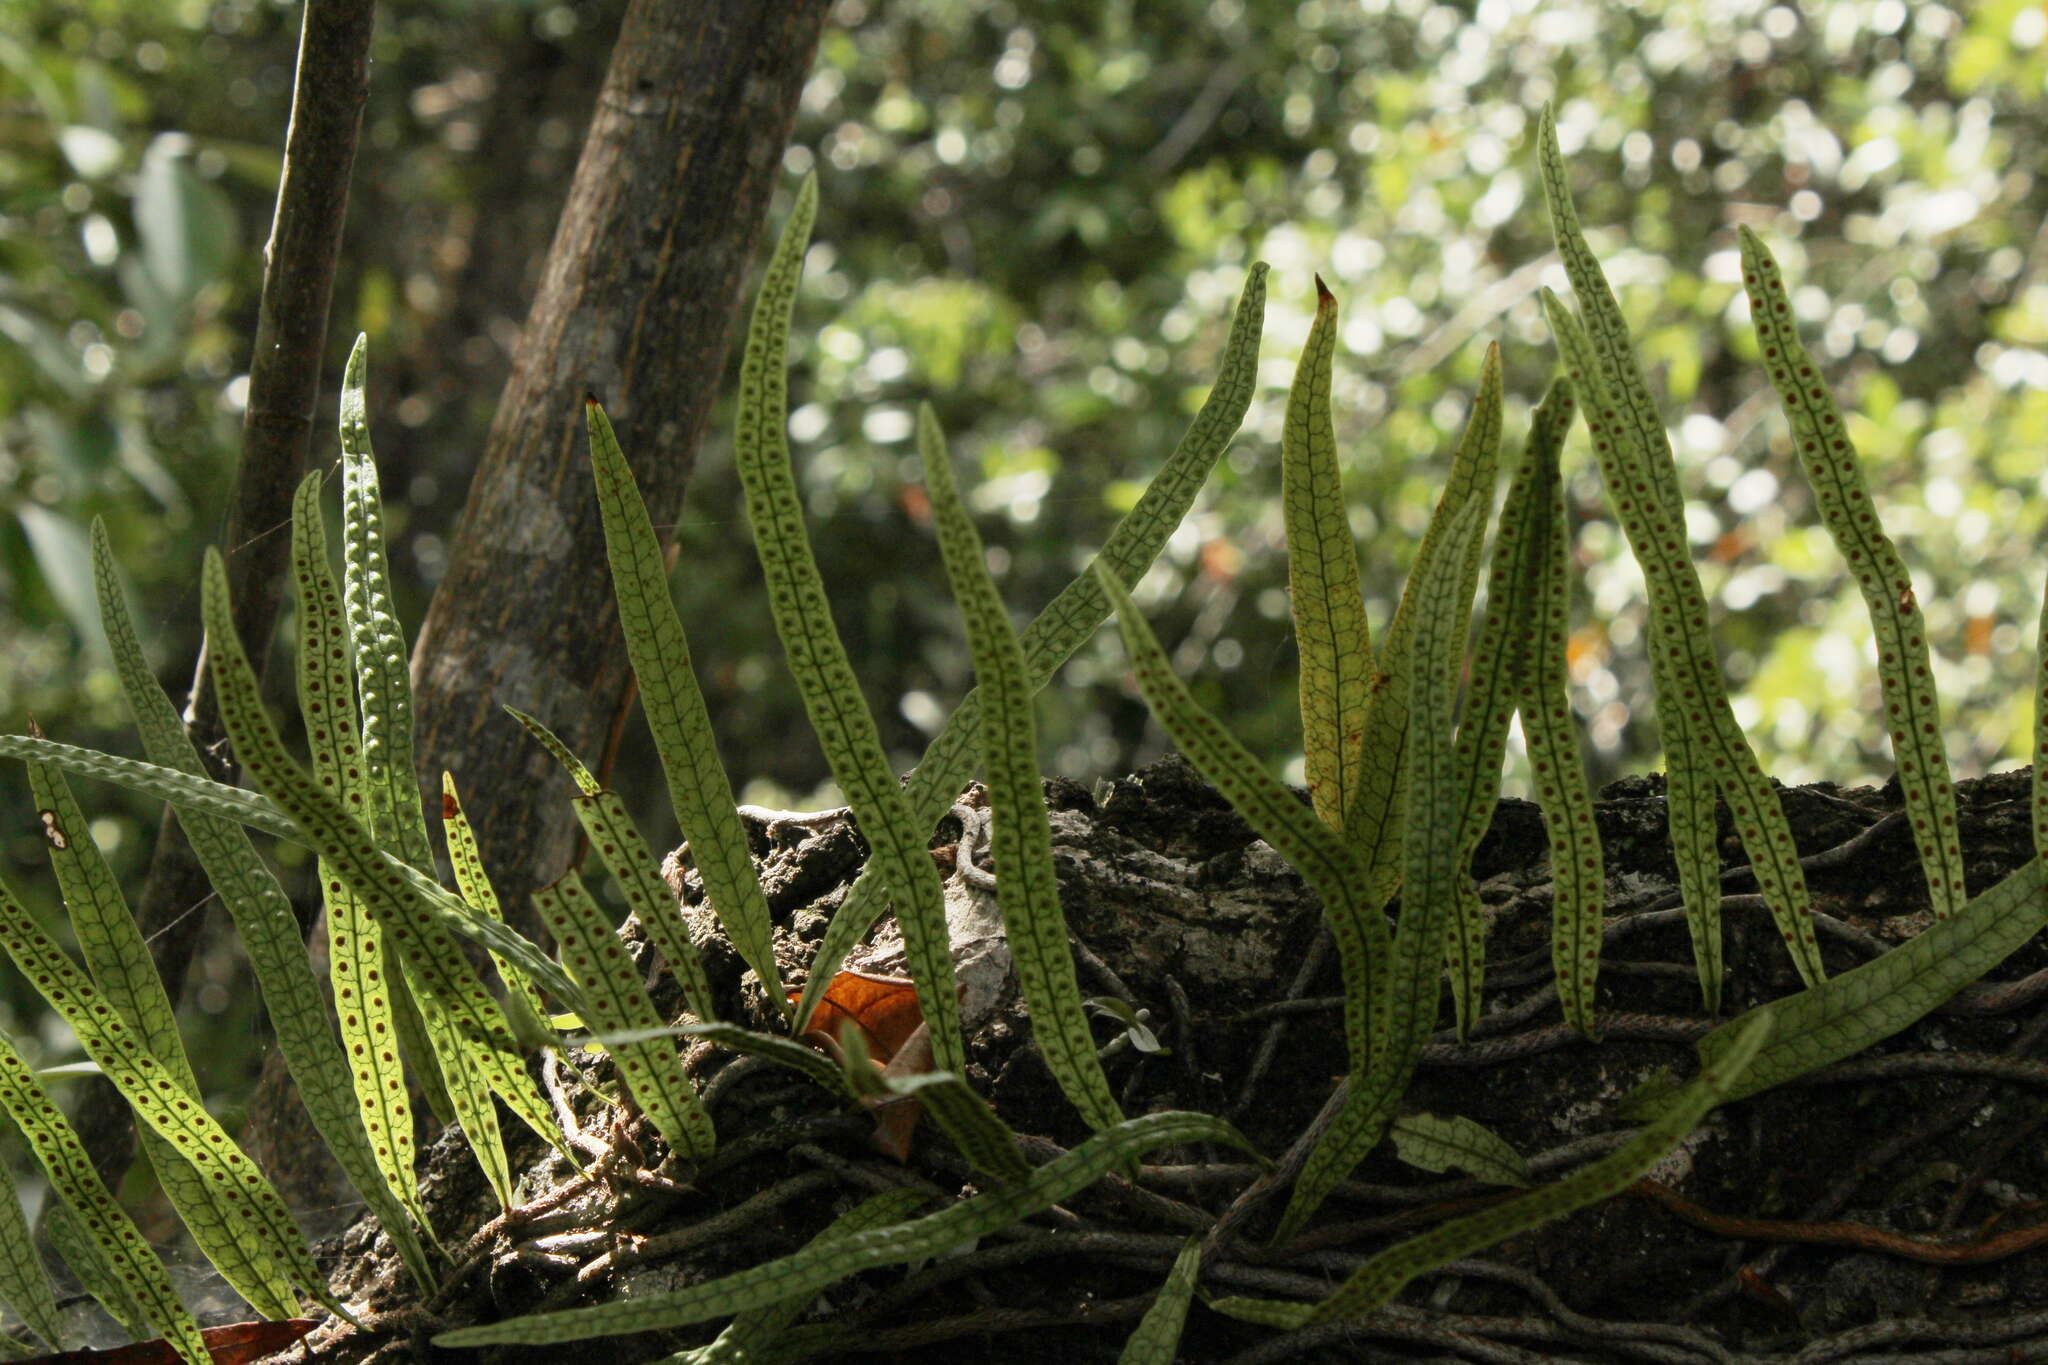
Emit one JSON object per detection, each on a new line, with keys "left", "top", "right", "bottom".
{"left": 1314, "top": 273, "right": 1334, "bottom": 306}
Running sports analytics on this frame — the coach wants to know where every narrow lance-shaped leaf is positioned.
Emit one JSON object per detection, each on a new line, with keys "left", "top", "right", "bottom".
{"left": 25, "top": 764, "right": 295, "bottom": 1321}
{"left": 732, "top": 173, "right": 964, "bottom": 1075}
{"left": 1503, "top": 383, "right": 1605, "bottom": 1039}
{"left": 0, "top": 1142, "right": 63, "bottom": 1349}
{"left": 506, "top": 707, "right": 721, "bottom": 1025}
{"left": 1740, "top": 227, "right": 1966, "bottom": 919}
{"left": 1278, "top": 497, "right": 1488, "bottom": 1243}
{"left": 338, "top": 335, "right": 433, "bottom": 873}
{"left": 442, "top": 773, "right": 554, "bottom": 1047}
{"left": 1284, "top": 276, "right": 1374, "bottom": 833}
{"left": 1341, "top": 347, "right": 1504, "bottom": 906}
{"left": 0, "top": 737, "right": 295, "bottom": 840}
{"left": 1538, "top": 107, "right": 1825, "bottom": 997}
{"left": 1543, "top": 295, "right": 1725, "bottom": 1010}
{"left": 1215, "top": 1013, "right": 1771, "bottom": 1329}
{"left": 1441, "top": 345, "right": 1518, "bottom": 1037}
{"left": 919, "top": 404, "right": 1120, "bottom": 1133}
{"left": 1697, "top": 857, "right": 2048, "bottom": 1101}
{"left": 0, "top": 878, "right": 340, "bottom": 1320}
{"left": 532, "top": 876, "right": 715, "bottom": 1161}
{"left": 1389, "top": 1113, "right": 1530, "bottom": 1188}
{"left": 437, "top": 1110, "right": 1262, "bottom": 1347}
{"left": 0, "top": 1028, "right": 209, "bottom": 1365}
{"left": 658, "top": 1189, "right": 926, "bottom": 1365}
{"left": 584, "top": 399, "right": 782, "bottom": 998}
{"left": 1096, "top": 564, "right": 1385, "bottom": 1085}
{"left": 42, "top": 1197, "right": 146, "bottom": 1337}
{"left": 284, "top": 482, "right": 433, "bottom": 1241}
{"left": 1116, "top": 1237, "right": 1203, "bottom": 1365}
{"left": 92, "top": 512, "right": 437, "bottom": 1289}
{"left": 680, "top": 1022, "right": 848, "bottom": 1096}
{"left": 337, "top": 339, "right": 463, "bottom": 1130}
{"left": 0, "top": 729, "right": 580, "bottom": 1017}
{"left": 793, "top": 263, "right": 1267, "bottom": 1033}
{"left": 201, "top": 548, "right": 573, "bottom": 1173}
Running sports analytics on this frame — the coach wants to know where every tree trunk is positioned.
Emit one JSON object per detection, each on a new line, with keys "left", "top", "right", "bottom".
{"left": 407, "top": 0, "right": 831, "bottom": 932}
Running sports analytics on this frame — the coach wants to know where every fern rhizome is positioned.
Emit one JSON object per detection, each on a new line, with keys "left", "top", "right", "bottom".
{"left": 2, "top": 106, "right": 2046, "bottom": 1363}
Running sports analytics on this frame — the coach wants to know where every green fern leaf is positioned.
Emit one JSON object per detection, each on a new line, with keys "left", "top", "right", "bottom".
{"left": 435, "top": 1110, "right": 1259, "bottom": 1347}
{"left": 792, "top": 263, "right": 1266, "bottom": 1034}
{"left": 918, "top": 404, "right": 1121, "bottom": 1133}
{"left": 583, "top": 399, "right": 783, "bottom": 998}
{"left": 1740, "top": 228, "right": 1966, "bottom": 919}
{"left": 731, "top": 173, "right": 965, "bottom": 1075}
{"left": 533, "top": 876, "right": 715, "bottom": 1160}
{"left": 0, "top": 1029, "right": 209, "bottom": 1365}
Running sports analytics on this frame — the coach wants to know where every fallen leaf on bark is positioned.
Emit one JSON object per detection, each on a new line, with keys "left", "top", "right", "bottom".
{"left": 17, "top": 1318, "right": 317, "bottom": 1365}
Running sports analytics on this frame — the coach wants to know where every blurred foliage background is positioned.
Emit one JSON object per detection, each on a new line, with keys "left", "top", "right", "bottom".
{"left": 4, "top": 0, "right": 2048, "bottom": 1104}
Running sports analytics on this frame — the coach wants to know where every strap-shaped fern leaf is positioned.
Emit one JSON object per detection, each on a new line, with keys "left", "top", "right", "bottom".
{"left": 92, "top": 514, "right": 437, "bottom": 1287}
{"left": 659, "top": 1189, "right": 926, "bottom": 1364}
{"left": 0, "top": 731, "right": 583, "bottom": 1016}
{"left": 337, "top": 338, "right": 469, "bottom": 1135}
{"left": 1740, "top": 228, "right": 1967, "bottom": 920}
{"left": 1698, "top": 856, "right": 2048, "bottom": 1101}
{"left": 1215, "top": 1013, "right": 1770, "bottom": 1329}
{"left": 1442, "top": 347, "right": 1519, "bottom": 1037}
{"left": 1341, "top": 350, "right": 1503, "bottom": 913}
{"left": 436, "top": 1109, "right": 1260, "bottom": 1347}
{"left": 732, "top": 174, "right": 965, "bottom": 1075}
{"left": 506, "top": 706, "right": 721, "bottom": 1025}
{"left": 1277, "top": 498, "right": 1489, "bottom": 1242}
{"left": 1284, "top": 277, "right": 1375, "bottom": 834}
{"left": 442, "top": 773, "right": 554, "bottom": 1047}
{"left": 41, "top": 1197, "right": 145, "bottom": 1336}
{"left": 792, "top": 263, "right": 1267, "bottom": 1034}
{"left": 0, "top": 735, "right": 296, "bottom": 838}
{"left": 533, "top": 876, "right": 715, "bottom": 1161}
{"left": 0, "top": 877, "right": 338, "bottom": 1318}
{"left": 0, "top": 1028, "right": 209, "bottom": 1365}
{"left": 1503, "top": 383, "right": 1606, "bottom": 1039}
{"left": 0, "top": 1135, "right": 62, "bottom": 1350}
{"left": 584, "top": 398, "right": 782, "bottom": 999}
{"left": 338, "top": 336, "right": 433, "bottom": 873}
{"left": 25, "top": 761, "right": 296, "bottom": 1320}
{"left": 1116, "top": 1236, "right": 1202, "bottom": 1365}
{"left": 1095, "top": 564, "right": 1385, "bottom": 1080}
{"left": 201, "top": 548, "right": 572, "bottom": 1175}
{"left": 1538, "top": 107, "right": 1824, "bottom": 1002}
{"left": 919, "top": 404, "right": 1121, "bottom": 1134}
{"left": 282, "top": 481, "right": 438, "bottom": 1251}
{"left": 1542, "top": 295, "right": 1728, "bottom": 1011}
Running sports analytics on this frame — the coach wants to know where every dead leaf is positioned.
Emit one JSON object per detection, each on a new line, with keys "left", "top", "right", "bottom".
{"left": 791, "top": 970, "right": 930, "bottom": 1160}
{"left": 18, "top": 1318, "right": 317, "bottom": 1365}
{"left": 791, "top": 969, "right": 923, "bottom": 1064}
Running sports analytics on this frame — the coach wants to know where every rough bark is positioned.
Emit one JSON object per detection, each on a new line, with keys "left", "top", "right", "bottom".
{"left": 407, "top": 0, "right": 831, "bottom": 934}
{"left": 75, "top": 0, "right": 373, "bottom": 1192}
{"left": 289, "top": 757, "right": 2048, "bottom": 1364}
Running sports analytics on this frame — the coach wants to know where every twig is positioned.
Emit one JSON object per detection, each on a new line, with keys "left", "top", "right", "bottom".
{"left": 574, "top": 1169, "right": 838, "bottom": 1283}
{"left": 1230, "top": 926, "right": 1332, "bottom": 1117}
{"left": 89, "top": 0, "right": 376, "bottom": 1194}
